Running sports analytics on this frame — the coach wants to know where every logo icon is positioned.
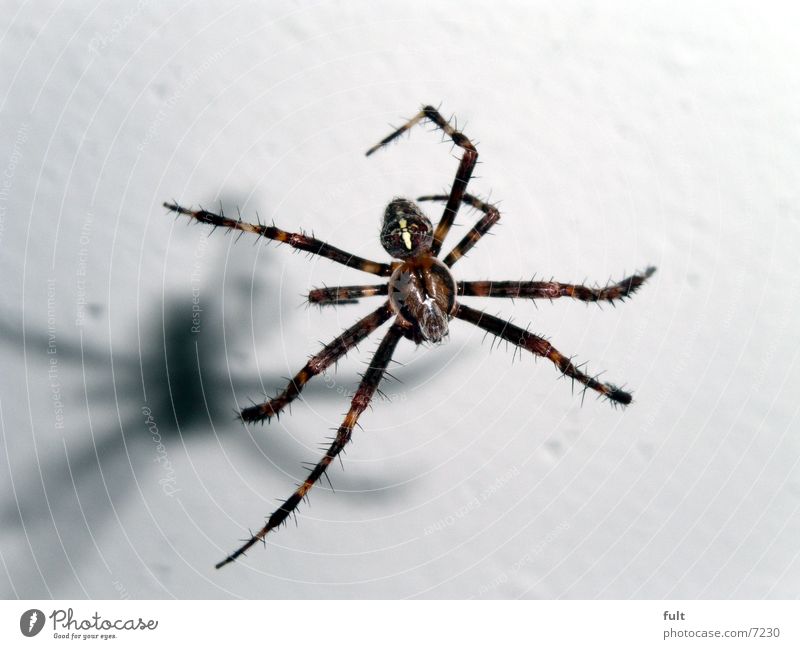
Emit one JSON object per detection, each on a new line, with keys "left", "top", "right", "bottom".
{"left": 20, "top": 609, "right": 45, "bottom": 637}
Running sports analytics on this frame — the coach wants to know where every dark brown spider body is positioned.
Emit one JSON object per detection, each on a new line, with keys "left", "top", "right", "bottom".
{"left": 389, "top": 253, "right": 457, "bottom": 343}
{"left": 164, "top": 104, "right": 655, "bottom": 569}
{"left": 380, "top": 197, "right": 456, "bottom": 342}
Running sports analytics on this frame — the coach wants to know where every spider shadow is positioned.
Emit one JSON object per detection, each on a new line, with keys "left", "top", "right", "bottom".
{"left": 2, "top": 199, "right": 443, "bottom": 592}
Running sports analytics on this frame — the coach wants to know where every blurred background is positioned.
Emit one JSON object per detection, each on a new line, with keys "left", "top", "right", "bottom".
{"left": 1, "top": 1, "right": 799, "bottom": 599}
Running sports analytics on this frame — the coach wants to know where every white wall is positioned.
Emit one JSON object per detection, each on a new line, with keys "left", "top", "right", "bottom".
{"left": 1, "top": 0, "right": 798, "bottom": 598}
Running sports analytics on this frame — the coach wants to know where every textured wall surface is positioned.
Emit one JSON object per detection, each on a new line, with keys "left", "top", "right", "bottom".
{"left": 1, "top": 1, "right": 799, "bottom": 599}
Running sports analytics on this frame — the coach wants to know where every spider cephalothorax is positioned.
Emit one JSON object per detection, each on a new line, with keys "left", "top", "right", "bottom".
{"left": 164, "top": 104, "right": 655, "bottom": 568}
{"left": 380, "top": 197, "right": 434, "bottom": 259}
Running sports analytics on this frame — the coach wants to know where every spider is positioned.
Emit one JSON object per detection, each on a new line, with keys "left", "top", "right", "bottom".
{"left": 164, "top": 105, "right": 655, "bottom": 569}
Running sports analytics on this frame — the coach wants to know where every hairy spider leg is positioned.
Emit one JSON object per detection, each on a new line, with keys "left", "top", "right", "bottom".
{"left": 240, "top": 302, "right": 393, "bottom": 422}
{"left": 458, "top": 267, "right": 657, "bottom": 303}
{"left": 454, "top": 303, "right": 633, "bottom": 405}
{"left": 307, "top": 283, "right": 389, "bottom": 307}
{"left": 417, "top": 193, "right": 501, "bottom": 267}
{"left": 366, "top": 105, "right": 478, "bottom": 257}
{"left": 215, "top": 322, "right": 405, "bottom": 569}
{"left": 164, "top": 202, "right": 393, "bottom": 277}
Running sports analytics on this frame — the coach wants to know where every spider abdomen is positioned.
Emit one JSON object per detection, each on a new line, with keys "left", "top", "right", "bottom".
{"left": 388, "top": 256, "right": 456, "bottom": 343}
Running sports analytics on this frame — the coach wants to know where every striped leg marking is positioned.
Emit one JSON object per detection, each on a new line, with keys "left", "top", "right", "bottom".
{"left": 216, "top": 322, "right": 404, "bottom": 568}
{"left": 458, "top": 268, "right": 656, "bottom": 303}
{"left": 240, "top": 303, "right": 393, "bottom": 423}
{"left": 418, "top": 193, "right": 501, "bottom": 267}
{"left": 164, "top": 202, "right": 392, "bottom": 277}
{"left": 307, "top": 284, "right": 389, "bottom": 307}
{"left": 366, "top": 105, "right": 478, "bottom": 256}
{"left": 454, "top": 303, "right": 633, "bottom": 406}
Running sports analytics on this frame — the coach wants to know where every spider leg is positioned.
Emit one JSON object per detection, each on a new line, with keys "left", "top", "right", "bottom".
{"left": 418, "top": 193, "right": 501, "bottom": 267}
{"left": 240, "top": 302, "right": 393, "bottom": 422}
{"left": 164, "top": 202, "right": 393, "bottom": 277}
{"left": 454, "top": 303, "right": 632, "bottom": 405}
{"left": 307, "top": 283, "right": 388, "bottom": 307}
{"left": 459, "top": 267, "right": 656, "bottom": 303}
{"left": 366, "top": 105, "right": 478, "bottom": 256}
{"left": 216, "top": 322, "right": 404, "bottom": 568}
